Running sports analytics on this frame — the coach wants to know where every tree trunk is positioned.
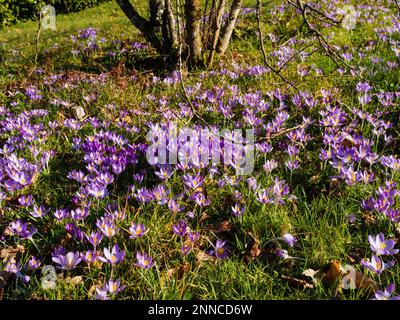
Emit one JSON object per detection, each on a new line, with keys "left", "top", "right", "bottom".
{"left": 184, "top": 0, "right": 203, "bottom": 68}
{"left": 207, "top": 0, "right": 226, "bottom": 65}
{"left": 116, "top": 0, "right": 165, "bottom": 53}
{"left": 149, "top": 0, "right": 163, "bottom": 26}
{"left": 163, "top": 0, "right": 178, "bottom": 49}
{"left": 149, "top": 0, "right": 166, "bottom": 47}
{"left": 216, "top": 0, "right": 242, "bottom": 54}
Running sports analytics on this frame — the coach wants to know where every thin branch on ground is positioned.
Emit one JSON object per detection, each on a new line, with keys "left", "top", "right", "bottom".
{"left": 21, "top": 12, "right": 42, "bottom": 86}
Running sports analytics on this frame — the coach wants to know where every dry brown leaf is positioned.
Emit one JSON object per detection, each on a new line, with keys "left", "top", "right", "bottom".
{"left": 178, "top": 263, "right": 189, "bottom": 277}
{"left": 209, "top": 220, "right": 232, "bottom": 233}
{"left": 362, "top": 212, "right": 376, "bottom": 226}
{"left": 304, "top": 261, "right": 378, "bottom": 295}
{"left": 351, "top": 270, "right": 378, "bottom": 294}
{"left": 196, "top": 251, "right": 216, "bottom": 262}
{"left": 309, "top": 175, "right": 320, "bottom": 183}
{"left": 88, "top": 284, "right": 97, "bottom": 298}
{"left": 244, "top": 232, "right": 261, "bottom": 263}
{"left": 302, "top": 268, "right": 320, "bottom": 280}
{"left": 198, "top": 212, "right": 209, "bottom": 224}
{"left": 63, "top": 276, "right": 83, "bottom": 286}
{"left": 2, "top": 228, "right": 12, "bottom": 237}
{"left": 166, "top": 263, "right": 190, "bottom": 280}
{"left": 281, "top": 275, "right": 314, "bottom": 289}
{"left": 0, "top": 245, "right": 25, "bottom": 259}
{"left": 60, "top": 233, "right": 73, "bottom": 247}
{"left": 303, "top": 261, "right": 342, "bottom": 286}
{"left": 341, "top": 133, "right": 356, "bottom": 148}
{"left": 330, "top": 177, "right": 340, "bottom": 188}
{"left": 322, "top": 260, "right": 342, "bottom": 286}
{"left": 4, "top": 196, "right": 20, "bottom": 206}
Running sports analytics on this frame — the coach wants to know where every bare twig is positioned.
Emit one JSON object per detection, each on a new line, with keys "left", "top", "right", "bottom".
{"left": 277, "top": 42, "right": 316, "bottom": 72}
{"left": 255, "top": 124, "right": 305, "bottom": 143}
{"left": 303, "top": 2, "right": 342, "bottom": 26}
{"left": 289, "top": 0, "right": 368, "bottom": 81}
{"left": 256, "top": 0, "right": 299, "bottom": 91}
{"left": 21, "top": 12, "right": 43, "bottom": 86}
{"left": 394, "top": 0, "right": 400, "bottom": 14}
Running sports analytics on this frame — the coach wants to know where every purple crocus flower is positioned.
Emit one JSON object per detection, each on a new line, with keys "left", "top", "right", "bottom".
{"left": 8, "top": 220, "right": 37, "bottom": 239}
{"left": 278, "top": 233, "right": 297, "bottom": 247}
{"left": 5, "top": 258, "right": 22, "bottom": 274}
{"left": 193, "top": 192, "right": 211, "bottom": 207}
{"left": 361, "top": 255, "right": 395, "bottom": 274}
{"left": 231, "top": 204, "right": 245, "bottom": 217}
{"left": 372, "top": 284, "right": 400, "bottom": 300}
{"left": 96, "top": 217, "right": 119, "bottom": 239}
{"left": 65, "top": 223, "right": 84, "bottom": 241}
{"left": 181, "top": 245, "right": 191, "bottom": 256}
{"left": 107, "top": 278, "right": 126, "bottom": 295}
{"left": 85, "top": 230, "right": 104, "bottom": 248}
{"left": 98, "top": 244, "right": 125, "bottom": 265}
{"left": 12, "top": 171, "right": 32, "bottom": 186}
{"left": 27, "top": 256, "right": 41, "bottom": 270}
{"left": 346, "top": 214, "right": 357, "bottom": 224}
{"left": 246, "top": 177, "right": 258, "bottom": 191}
{"left": 213, "top": 239, "right": 229, "bottom": 259}
{"left": 276, "top": 249, "right": 290, "bottom": 259}
{"left": 95, "top": 285, "right": 109, "bottom": 300}
{"left": 182, "top": 172, "right": 204, "bottom": 189}
{"left": 188, "top": 231, "right": 200, "bottom": 243}
{"left": 356, "top": 82, "right": 372, "bottom": 93}
{"left": 129, "top": 222, "right": 147, "bottom": 239}
{"left": 152, "top": 185, "right": 170, "bottom": 204}
{"left": 88, "top": 182, "right": 108, "bottom": 199}
{"left": 256, "top": 189, "right": 273, "bottom": 204}
{"left": 5, "top": 258, "right": 30, "bottom": 284}
{"left": 81, "top": 250, "right": 98, "bottom": 264}
{"left": 54, "top": 208, "right": 69, "bottom": 221}
{"left": 368, "top": 233, "right": 399, "bottom": 256}
{"left": 18, "top": 194, "right": 33, "bottom": 207}
{"left": 134, "top": 251, "right": 154, "bottom": 269}
{"left": 52, "top": 251, "right": 82, "bottom": 270}
{"left": 168, "top": 199, "right": 184, "bottom": 213}
{"left": 70, "top": 207, "right": 90, "bottom": 221}
{"left": 52, "top": 246, "right": 66, "bottom": 258}
{"left": 172, "top": 220, "right": 187, "bottom": 237}
{"left": 30, "top": 205, "right": 50, "bottom": 218}
{"left": 154, "top": 165, "right": 174, "bottom": 180}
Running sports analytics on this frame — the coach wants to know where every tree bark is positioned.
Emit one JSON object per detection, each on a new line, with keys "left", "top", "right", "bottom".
{"left": 149, "top": 0, "right": 163, "bottom": 26}
{"left": 116, "top": 0, "right": 165, "bottom": 53}
{"left": 207, "top": 0, "right": 226, "bottom": 65}
{"left": 184, "top": 0, "right": 203, "bottom": 68}
{"left": 216, "top": 0, "right": 242, "bottom": 54}
{"left": 163, "top": 0, "right": 178, "bottom": 49}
